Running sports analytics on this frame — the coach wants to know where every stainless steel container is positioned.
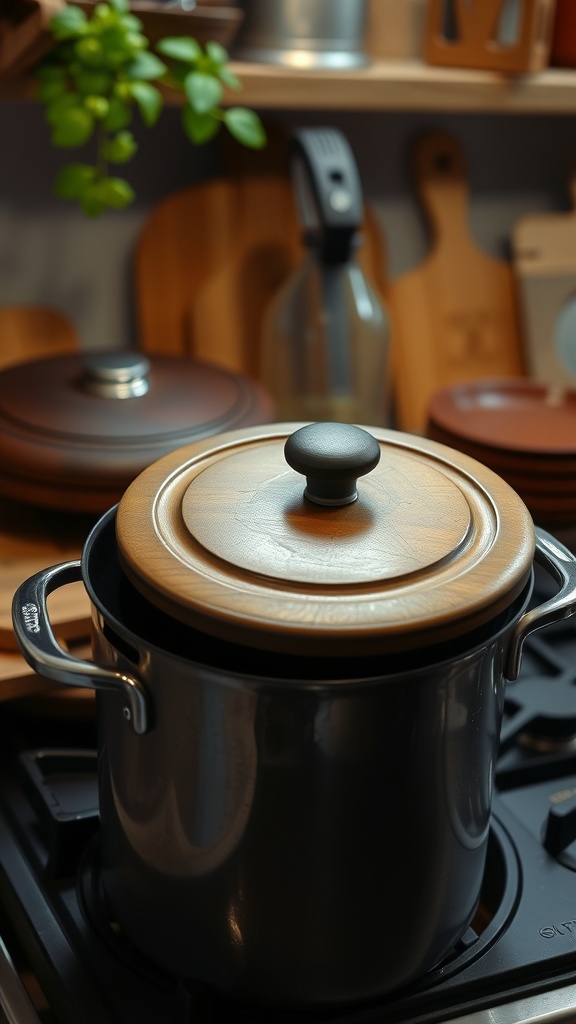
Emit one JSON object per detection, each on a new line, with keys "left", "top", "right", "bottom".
{"left": 231, "top": 0, "right": 369, "bottom": 69}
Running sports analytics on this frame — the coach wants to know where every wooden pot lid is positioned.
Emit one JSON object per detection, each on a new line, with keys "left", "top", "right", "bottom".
{"left": 116, "top": 422, "right": 534, "bottom": 657}
{"left": 0, "top": 352, "right": 274, "bottom": 512}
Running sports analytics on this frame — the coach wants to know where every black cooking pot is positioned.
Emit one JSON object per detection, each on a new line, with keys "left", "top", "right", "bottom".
{"left": 12, "top": 422, "right": 576, "bottom": 1007}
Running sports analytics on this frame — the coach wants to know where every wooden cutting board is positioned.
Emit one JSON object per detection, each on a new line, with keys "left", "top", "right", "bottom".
{"left": 134, "top": 174, "right": 388, "bottom": 382}
{"left": 134, "top": 175, "right": 300, "bottom": 379}
{"left": 388, "top": 130, "right": 526, "bottom": 435}
{"left": 0, "top": 306, "right": 90, "bottom": 694}
{"left": 0, "top": 305, "right": 78, "bottom": 368}
{"left": 512, "top": 165, "right": 576, "bottom": 385}
{"left": 0, "top": 497, "right": 92, "bottom": 653}
{"left": 0, "top": 649, "right": 55, "bottom": 702}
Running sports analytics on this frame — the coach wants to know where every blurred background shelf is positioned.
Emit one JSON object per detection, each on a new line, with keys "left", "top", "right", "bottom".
{"left": 219, "top": 60, "right": 576, "bottom": 114}
{"left": 4, "top": 0, "right": 576, "bottom": 113}
{"left": 5, "top": 60, "right": 576, "bottom": 113}
{"left": 3, "top": 0, "right": 576, "bottom": 362}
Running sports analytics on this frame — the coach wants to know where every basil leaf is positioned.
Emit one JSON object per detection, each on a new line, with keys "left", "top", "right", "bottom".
{"left": 74, "top": 69, "right": 114, "bottom": 95}
{"left": 156, "top": 37, "right": 201, "bottom": 63}
{"left": 223, "top": 108, "right": 266, "bottom": 149}
{"left": 102, "top": 96, "right": 132, "bottom": 131}
{"left": 205, "top": 41, "right": 228, "bottom": 68}
{"left": 51, "top": 105, "right": 94, "bottom": 147}
{"left": 127, "top": 81, "right": 163, "bottom": 126}
{"left": 45, "top": 92, "right": 83, "bottom": 126}
{"left": 50, "top": 6, "right": 88, "bottom": 40}
{"left": 103, "top": 130, "right": 138, "bottom": 163}
{"left": 218, "top": 66, "right": 240, "bottom": 90}
{"left": 79, "top": 190, "right": 107, "bottom": 218}
{"left": 182, "top": 106, "right": 220, "bottom": 144}
{"left": 98, "top": 176, "right": 135, "bottom": 208}
{"left": 124, "top": 51, "right": 167, "bottom": 81}
{"left": 54, "top": 163, "right": 96, "bottom": 199}
{"left": 183, "top": 71, "right": 222, "bottom": 114}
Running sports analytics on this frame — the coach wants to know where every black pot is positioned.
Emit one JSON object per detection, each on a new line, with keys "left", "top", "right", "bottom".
{"left": 11, "top": 423, "right": 576, "bottom": 1007}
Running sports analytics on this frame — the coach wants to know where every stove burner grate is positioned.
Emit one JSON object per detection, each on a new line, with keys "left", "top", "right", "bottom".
{"left": 502, "top": 671, "right": 576, "bottom": 753}
{"left": 499, "top": 621, "right": 576, "bottom": 766}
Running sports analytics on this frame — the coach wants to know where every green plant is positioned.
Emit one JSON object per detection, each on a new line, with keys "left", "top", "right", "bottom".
{"left": 35, "top": 0, "right": 266, "bottom": 216}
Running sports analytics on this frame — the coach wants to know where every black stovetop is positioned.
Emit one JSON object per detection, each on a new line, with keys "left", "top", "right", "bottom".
{"left": 2, "top": 616, "right": 576, "bottom": 1024}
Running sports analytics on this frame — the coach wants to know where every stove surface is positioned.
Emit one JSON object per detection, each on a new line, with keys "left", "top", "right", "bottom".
{"left": 2, "top": 615, "right": 576, "bottom": 1024}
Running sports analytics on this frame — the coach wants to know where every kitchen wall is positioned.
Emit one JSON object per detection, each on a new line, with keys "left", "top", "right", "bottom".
{"left": 1, "top": 96, "right": 575, "bottom": 353}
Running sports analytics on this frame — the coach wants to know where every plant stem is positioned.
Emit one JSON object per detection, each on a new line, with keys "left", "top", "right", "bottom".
{"left": 96, "top": 123, "right": 108, "bottom": 182}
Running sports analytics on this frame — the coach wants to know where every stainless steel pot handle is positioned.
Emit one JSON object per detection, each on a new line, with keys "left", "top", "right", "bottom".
{"left": 11, "top": 560, "right": 149, "bottom": 734}
{"left": 505, "top": 528, "right": 576, "bottom": 681}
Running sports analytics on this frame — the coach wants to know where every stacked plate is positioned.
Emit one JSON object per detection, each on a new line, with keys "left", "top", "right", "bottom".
{"left": 426, "top": 378, "right": 576, "bottom": 535}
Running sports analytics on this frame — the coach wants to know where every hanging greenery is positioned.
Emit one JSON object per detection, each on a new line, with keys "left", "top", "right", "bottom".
{"left": 35, "top": 0, "right": 266, "bottom": 216}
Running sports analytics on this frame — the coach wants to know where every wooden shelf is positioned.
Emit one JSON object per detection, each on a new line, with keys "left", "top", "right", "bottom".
{"left": 225, "top": 58, "right": 576, "bottom": 115}
{"left": 3, "top": 0, "right": 576, "bottom": 114}
{"left": 4, "top": 58, "right": 576, "bottom": 114}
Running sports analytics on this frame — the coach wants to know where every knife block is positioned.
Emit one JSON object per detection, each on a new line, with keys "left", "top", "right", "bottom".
{"left": 423, "top": 0, "right": 556, "bottom": 73}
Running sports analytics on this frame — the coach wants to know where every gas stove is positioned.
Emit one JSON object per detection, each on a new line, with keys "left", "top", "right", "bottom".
{"left": 2, "top": 598, "right": 576, "bottom": 1024}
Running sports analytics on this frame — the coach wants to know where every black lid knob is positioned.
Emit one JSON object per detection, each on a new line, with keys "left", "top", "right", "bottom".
{"left": 284, "top": 422, "right": 380, "bottom": 506}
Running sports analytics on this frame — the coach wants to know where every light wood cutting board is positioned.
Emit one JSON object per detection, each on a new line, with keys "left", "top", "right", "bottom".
{"left": 512, "top": 166, "right": 576, "bottom": 386}
{"left": 388, "top": 131, "right": 526, "bottom": 435}
{"left": 134, "top": 174, "right": 388, "bottom": 382}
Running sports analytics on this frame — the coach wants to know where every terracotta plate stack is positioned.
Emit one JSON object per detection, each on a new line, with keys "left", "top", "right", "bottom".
{"left": 426, "top": 378, "right": 576, "bottom": 542}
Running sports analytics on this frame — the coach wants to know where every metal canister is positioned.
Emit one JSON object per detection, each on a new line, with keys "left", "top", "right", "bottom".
{"left": 231, "top": 0, "right": 369, "bottom": 69}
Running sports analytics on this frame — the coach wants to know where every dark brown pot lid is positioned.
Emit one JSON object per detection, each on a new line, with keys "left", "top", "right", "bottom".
{"left": 116, "top": 422, "right": 534, "bottom": 657}
{"left": 519, "top": 490, "right": 576, "bottom": 512}
{"left": 491, "top": 473, "right": 576, "bottom": 497}
{"left": 427, "top": 379, "right": 576, "bottom": 457}
{"left": 0, "top": 352, "right": 274, "bottom": 510}
{"left": 427, "top": 420, "right": 576, "bottom": 477}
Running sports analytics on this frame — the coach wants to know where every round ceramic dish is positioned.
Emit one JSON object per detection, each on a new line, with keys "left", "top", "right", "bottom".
{"left": 427, "top": 379, "right": 576, "bottom": 458}
{"left": 426, "top": 379, "right": 576, "bottom": 530}
{"left": 426, "top": 421, "right": 576, "bottom": 479}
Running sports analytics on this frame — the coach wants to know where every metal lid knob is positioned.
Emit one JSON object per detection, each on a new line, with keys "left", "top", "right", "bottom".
{"left": 284, "top": 421, "right": 381, "bottom": 506}
{"left": 79, "top": 353, "right": 151, "bottom": 399}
